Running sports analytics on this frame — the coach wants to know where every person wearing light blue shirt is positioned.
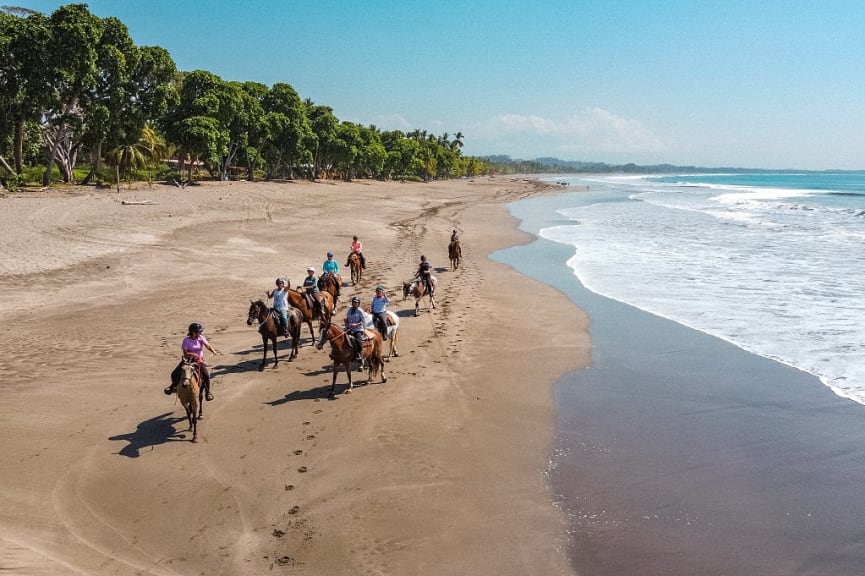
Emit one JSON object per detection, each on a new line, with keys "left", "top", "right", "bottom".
{"left": 370, "top": 285, "right": 390, "bottom": 340}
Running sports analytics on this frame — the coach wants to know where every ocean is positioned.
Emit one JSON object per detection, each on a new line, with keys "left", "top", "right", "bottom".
{"left": 538, "top": 173, "right": 865, "bottom": 406}
{"left": 492, "top": 173, "right": 865, "bottom": 574}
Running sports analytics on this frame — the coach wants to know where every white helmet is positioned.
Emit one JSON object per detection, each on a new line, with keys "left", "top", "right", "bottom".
{"left": 307, "top": 267, "right": 315, "bottom": 273}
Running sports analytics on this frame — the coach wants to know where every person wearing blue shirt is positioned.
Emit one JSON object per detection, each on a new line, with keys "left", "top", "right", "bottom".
{"left": 346, "top": 296, "right": 366, "bottom": 360}
{"left": 267, "top": 277, "right": 290, "bottom": 335}
{"left": 370, "top": 285, "right": 390, "bottom": 340}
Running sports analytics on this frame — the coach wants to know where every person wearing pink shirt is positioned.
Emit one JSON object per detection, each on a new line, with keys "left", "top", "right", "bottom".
{"left": 346, "top": 235, "right": 366, "bottom": 269}
{"left": 164, "top": 322, "right": 220, "bottom": 401}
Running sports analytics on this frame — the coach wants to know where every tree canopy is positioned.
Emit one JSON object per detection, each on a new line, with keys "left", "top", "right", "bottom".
{"left": 0, "top": 3, "right": 492, "bottom": 188}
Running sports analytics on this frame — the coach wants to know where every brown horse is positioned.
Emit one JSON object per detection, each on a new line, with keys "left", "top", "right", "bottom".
{"left": 177, "top": 358, "right": 203, "bottom": 442}
{"left": 348, "top": 252, "right": 362, "bottom": 285}
{"left": 316, "top": 316, "right": 386, "bottom": 398}
{"left": 402, "top": 276, "right": 437, "bottom": 316}
{"left": 287, "top": 288, "right": 335, "bottom": 343}
{"left": 448, "top": 240, "right": 462, "bottom": 270}
{"left": 318, "top": 272, "right": 342, "bottom": 307}
{"left": 246, "top": 299, "right": 301, "bottom": 369}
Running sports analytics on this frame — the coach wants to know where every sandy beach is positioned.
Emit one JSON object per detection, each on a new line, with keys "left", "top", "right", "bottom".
{"left": 0, "top": 177, "right": 590, "bottom": 575}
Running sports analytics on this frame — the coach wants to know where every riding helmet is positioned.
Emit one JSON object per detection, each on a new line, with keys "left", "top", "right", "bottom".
{"left": 420, "top": 255, "right": 426, "bottom": 261}
{"left": 376, "top": 285, "right": 384, "bottom": 291}
{"left": 276, "top": 277, "right": 285, "bottom": 285}
{"left": 307, "top": 266, "right": 315, "bottom": 273}
{"left": 351, "top": 297, "right": 361, "bottom": 305}
{"left": 327, "top": 251, "right": 333, "bottom": 257}
{"left": 188, "top": 322, "right": 203, "bottom": 334}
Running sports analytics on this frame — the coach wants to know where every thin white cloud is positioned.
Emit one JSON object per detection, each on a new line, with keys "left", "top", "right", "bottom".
{"left": 372, "top": 113, "right": 413, "bottom": 130}
{"left": 470, "top": 107, "right": 667, "bottom": 159}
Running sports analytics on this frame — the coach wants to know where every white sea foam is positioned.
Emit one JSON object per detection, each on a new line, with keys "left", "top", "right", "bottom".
{"left": 540, "top": 174, "right": 865, "bottom": 406}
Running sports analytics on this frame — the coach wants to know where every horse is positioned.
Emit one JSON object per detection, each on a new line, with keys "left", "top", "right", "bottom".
{"left": 448, "top": 240, "right": 462, "bottom": 270}
{"left": 246, "top": 299, "right": 301, "bottom": 369}
{"left": 177, "top": 358, "right": 203, "bottom": 442}
{"left": 348, "top": 252, "right": 362, "bottom": 285}
{"left": 362, "top": 309, "right": 400, "bottom": 359}
{"left": 287, "top": 288, "right": 335, "bottom": 343}
{"left": 402, "top": 276, "right": 437, "bottom": 316}
{"left": 316, "top": 315, "right": 386, "bottom": 398}
{"left": 318, "top": 272, "right": 342, "bottom": 307}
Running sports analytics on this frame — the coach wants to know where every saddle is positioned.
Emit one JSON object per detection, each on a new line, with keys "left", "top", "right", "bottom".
{"left": 349, "top": 329, "right": 376, "bottom": 356}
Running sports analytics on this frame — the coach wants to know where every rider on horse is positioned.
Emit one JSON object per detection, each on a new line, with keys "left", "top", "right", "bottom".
{"left": 415, "top": 255, "right": 433, "bottom": 293}
{"left": 164, "top": 322, "right": 219, "bottom": 401}
{"left": 451, "top": 229, "right": 459, "bottom": 243}
{"left": 346, "top": 296, "right": 365, "bottom": 361}
{"left": 267, "top": 277, "right": 290, "bottom": 335}
{"left": 303, "top": 267, "right": 323, "bottom": 317}
{"left": 346, "top": 235, "right": 366, "bottom": 269}
{"left": 370, "top": 285, "right": 390, "bottom": 341}
{"left": 321, "top": 251, "right": 341, "bottom": 292}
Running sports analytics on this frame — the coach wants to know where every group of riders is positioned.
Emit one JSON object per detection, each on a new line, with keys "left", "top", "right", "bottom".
{"left": 165, "top": 230, "right": 458, "bottom": 398}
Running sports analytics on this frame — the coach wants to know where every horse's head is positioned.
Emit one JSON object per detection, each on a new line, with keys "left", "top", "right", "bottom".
{"left": 247, "top": 300, "right": 264, "bottom": 325}
{"left": 180, "top": 359, "right": 199, "bottom": 389}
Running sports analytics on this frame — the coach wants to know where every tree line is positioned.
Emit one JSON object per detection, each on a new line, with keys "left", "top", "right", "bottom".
{"left": 0, "top": 3, "right": 494, "bottom": 190}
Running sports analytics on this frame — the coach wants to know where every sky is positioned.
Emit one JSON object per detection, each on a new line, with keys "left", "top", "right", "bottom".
{"left": 19, "top": 0, "right": 865, "bottom": 170}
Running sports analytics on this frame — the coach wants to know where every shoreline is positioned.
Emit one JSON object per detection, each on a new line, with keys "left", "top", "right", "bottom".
{"left": 499, "top": 187, "right": 865, "bottom": 575}
{"left": 0, "top": 177, "right": 590, "bottom": 575}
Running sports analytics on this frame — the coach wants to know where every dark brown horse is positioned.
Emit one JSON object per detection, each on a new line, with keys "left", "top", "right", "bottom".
{"left": 318, "top": 272, "right": 342, "bottom": 307}
{"left": 402, "top": 276, "right": 437, "bottom": 316}
{"left": 348, "top": 252, "right": 362, "bottom": 285}
{"left": 287, "top": 289, "right": 335, "bottom": 343}
{"left": 316, "top": 315, "right": 386, "bottom": 398}
{"left": 177, "top": 358, "right": 203, "bottom": 442}
{"left": 246, "top": 299, "right": 301, "bottom": 369}
{"left": 448, "top": 240, "right": 462, "bottom": 270}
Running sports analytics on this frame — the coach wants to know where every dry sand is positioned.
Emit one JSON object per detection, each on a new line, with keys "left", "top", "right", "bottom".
{"left": 0, "top": 177, "right": 590, "bottom": 575}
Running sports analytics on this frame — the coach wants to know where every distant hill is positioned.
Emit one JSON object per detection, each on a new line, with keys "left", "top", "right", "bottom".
{"left": 481, "top": 156, "right": 863, "bottom": 175}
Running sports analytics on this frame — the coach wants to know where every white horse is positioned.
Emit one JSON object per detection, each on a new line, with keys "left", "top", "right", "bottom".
{"left": 402, "top": 276, "right": 437, "bottom": 316}
{"left": 363, "top": 310, "right": 399, "bottom": 359}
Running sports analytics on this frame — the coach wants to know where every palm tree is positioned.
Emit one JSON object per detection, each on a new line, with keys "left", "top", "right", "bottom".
{"left": 105, "top": 124, "right": 168, "bottom": 191}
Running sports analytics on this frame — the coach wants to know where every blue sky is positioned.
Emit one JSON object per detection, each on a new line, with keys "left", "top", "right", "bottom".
{"left": 20, "top": 0, "right": 865, "bottom": 169}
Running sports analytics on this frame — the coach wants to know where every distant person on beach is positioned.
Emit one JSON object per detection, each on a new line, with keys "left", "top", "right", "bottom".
{"left": 266, "top": 277, "right": 290, "bottom": 335}
{"left": 165, "top": 322, "right": 219, "bottom": 401}
{"left": 415, "top": 255, "right": 433, "bottom": 293}
{"left": 451, "top": 229, "right": 459, "bottom": 243}
{"left": 347, "top": 235, "right": 366, "bottom": 269}
{"left": 370, "top": 285, "right": 390, "bottom": 340}
{"left": 346, "top": 296, "right": 365, "bottom": 360}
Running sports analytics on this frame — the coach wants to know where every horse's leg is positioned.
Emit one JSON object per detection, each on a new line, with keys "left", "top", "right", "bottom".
{"left": 259, "top": 334, "right": 268, "bottom": 371}
{"left": 344, "top": 361, "right": 354, "bottom": 392}
{"left": 306, "top": 319, "right": 316, "bottom": 345}
{"left": 271, "top": 335, "right": 279, "bottom": 368}
{"left": 389, "top": 328, "right": 399, "bottom": 358}
{"left": 197, "top": 387, "right": 204, "bottom": 420}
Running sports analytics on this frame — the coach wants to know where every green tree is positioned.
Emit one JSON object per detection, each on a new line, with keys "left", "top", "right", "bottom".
{"left": 261, "top": 82, "right": 312, "bottom": 179}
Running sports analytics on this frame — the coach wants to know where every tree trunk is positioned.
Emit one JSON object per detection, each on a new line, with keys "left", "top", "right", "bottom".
{"left": 13, "top": 119, "right": 24, "bottom": 174}
{"left": 115, "top": 164, "right": 120, "bottom": 192}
